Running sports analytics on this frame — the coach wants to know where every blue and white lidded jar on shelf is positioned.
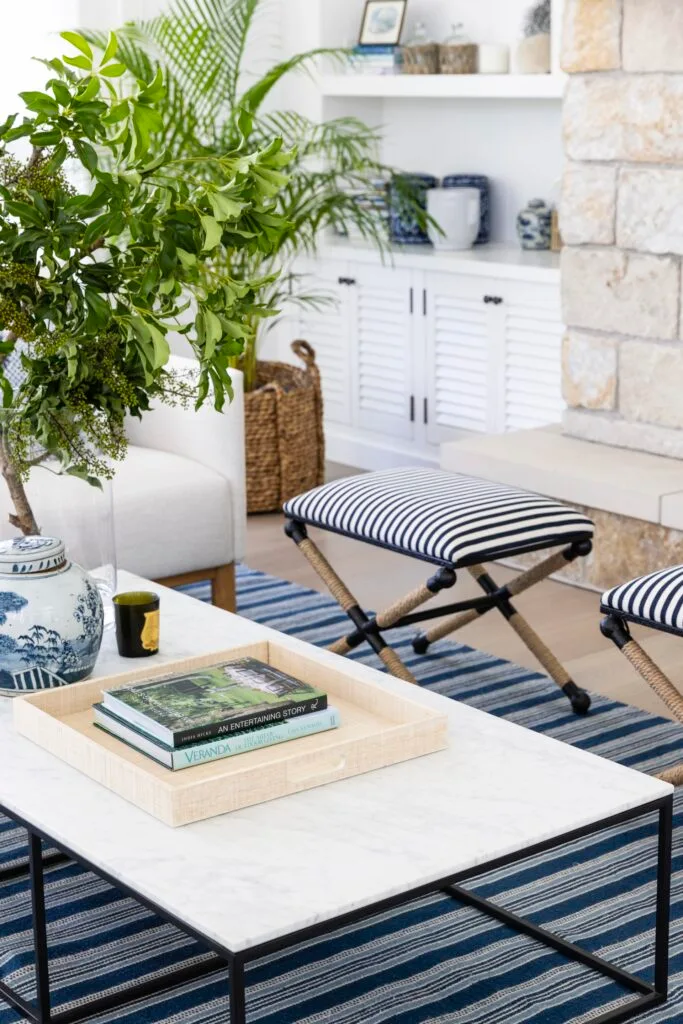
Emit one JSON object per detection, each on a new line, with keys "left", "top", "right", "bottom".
{"left": 516, "top": 198, "right": 552, "bottom": 250}
{"left": 0, "top": 536, "right": 104, "bottom": 692}
{"left": 442, "top": 175, "right": 491, "bottom": 245}
{"left": 389, "top": 173, "right": 438, "bottom": 244}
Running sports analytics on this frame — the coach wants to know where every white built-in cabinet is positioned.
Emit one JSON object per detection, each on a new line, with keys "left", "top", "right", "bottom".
{"left": 295, "top": 247, "right": 564, "bottom": 470}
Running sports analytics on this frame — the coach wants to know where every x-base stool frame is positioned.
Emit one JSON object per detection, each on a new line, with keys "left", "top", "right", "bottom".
{"left": 285, "top": 518, "right": 593, "bottom": 715}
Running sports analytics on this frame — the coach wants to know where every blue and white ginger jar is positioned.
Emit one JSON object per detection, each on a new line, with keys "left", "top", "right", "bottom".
{"left": 516, "top": 198, "right": 552, "bottom": 250}
{"left": 389, "top": 173, "right": 438, "bottom": 245}
{"left": 0, "top": 536, "right": 104, "bottom": 691}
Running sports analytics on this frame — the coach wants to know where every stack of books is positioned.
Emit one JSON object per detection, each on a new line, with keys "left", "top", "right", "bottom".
{"left": 349, "top": 45, "right": 399, "bottom": 75}
{"left": 94, "top": 658, "right": 339, "bottom": 771}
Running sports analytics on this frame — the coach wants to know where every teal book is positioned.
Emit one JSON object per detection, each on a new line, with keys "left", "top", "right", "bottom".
{"left": 102, "top": 658, "right": 327, "bottom": 747}
{"left": 93, "top": 704, "right": 341, "bottom": 771}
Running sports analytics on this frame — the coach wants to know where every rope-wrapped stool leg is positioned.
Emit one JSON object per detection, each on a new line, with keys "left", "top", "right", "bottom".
{"left": 602, "top": 614, "right": 683, "bottom": 786}
{"left": 411, "top": 555, "right": 592, "bottom": 715}
{"left": 602, "top": 616, "right": 683, "bottom": 722}
{"left": 284, "top": 519, "right": 417, "bottom": 683}
{"left": 414, "top": 545, "right": 584, "bottom": 654}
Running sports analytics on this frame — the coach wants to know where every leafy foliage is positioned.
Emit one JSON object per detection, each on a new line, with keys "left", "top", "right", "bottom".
{"left": 523, "top": 0, "right": 551, "bottom": 37}
{"left": 0, "top": 29, "right": 291, "bottom": 512}
{"left": 82, "top": 0, "right": 419, "bottom": 390}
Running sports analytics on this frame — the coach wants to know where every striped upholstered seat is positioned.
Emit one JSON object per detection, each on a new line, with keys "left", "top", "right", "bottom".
{"left": 602, "top": 565, "right": 683, "bottom": 634}
{"left": 284, "top": 468, "right": 594, "bottom": 568}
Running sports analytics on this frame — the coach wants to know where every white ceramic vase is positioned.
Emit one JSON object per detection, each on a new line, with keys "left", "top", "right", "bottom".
{"left": 427, "top": 188, "right": 481, "bottom": 251}
{"left": 0, "top": 536, "right": 104, "bottom": 691}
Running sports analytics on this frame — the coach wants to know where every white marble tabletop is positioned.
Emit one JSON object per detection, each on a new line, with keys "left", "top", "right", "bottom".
{"left": 0, "top": 571, "right": 671, "bottom": 954}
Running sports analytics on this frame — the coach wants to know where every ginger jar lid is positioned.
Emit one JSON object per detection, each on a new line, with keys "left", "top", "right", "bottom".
{"left": 0, "top": 536, "right": 67, "bottom": 575}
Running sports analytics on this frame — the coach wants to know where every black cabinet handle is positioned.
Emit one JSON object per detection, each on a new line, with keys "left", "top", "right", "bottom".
{"left": 409, "top": 287, "right": 414, "bottom": 314}
{"left": 483, "top": 295, "right": 503, "bottom": 305}
{"left": 337, "top": 276, "right": 357, "bottom": 286}
{"left": 423, "top": 289, "right": 427, "bottom": 316}
{"left": 423, "top": 397, "right": 429, "bottom": 425}
{"left": 410, "top": 395, "right": 415, "bottom": 423}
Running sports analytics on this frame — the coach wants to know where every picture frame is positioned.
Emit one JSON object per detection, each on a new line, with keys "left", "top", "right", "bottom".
{"left": 359, "top": 0, "right": 408, "bottom": 47}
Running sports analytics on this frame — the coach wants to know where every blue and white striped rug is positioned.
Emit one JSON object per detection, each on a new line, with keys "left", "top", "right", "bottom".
{"left": 2, "top": 564, "right": 683, "bottom": 1023}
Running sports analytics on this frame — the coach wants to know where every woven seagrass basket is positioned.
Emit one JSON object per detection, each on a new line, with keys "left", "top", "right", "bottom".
{"left": 438, "top": 43, "right": 478, "bottom": 74}
{"left": 401, "top": 43, "right": 439, "bottom": 74}
{"left": 245, "top": 340, "right": 325, "bottom": 514}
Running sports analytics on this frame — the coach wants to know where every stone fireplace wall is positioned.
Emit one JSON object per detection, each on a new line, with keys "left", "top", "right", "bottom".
{"left": 560, "top": 0, "right": 683, "bottom": 458}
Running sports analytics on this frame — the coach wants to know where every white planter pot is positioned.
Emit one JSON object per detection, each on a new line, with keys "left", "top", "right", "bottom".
{"left": 427, "top": 188, "right": 481, "bottom": 251}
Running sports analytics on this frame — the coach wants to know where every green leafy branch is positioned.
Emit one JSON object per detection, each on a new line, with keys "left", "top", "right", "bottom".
{"left": 0, "top": 29, "right": 291, "bottom": 533}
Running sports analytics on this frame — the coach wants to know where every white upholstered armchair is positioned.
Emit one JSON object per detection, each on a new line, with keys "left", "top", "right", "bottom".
{"left": 0, "top": 357, "right": 246, "bottom": 611}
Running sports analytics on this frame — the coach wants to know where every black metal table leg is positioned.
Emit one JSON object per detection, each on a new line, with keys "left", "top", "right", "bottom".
{"left": 655, "top": 796, "right": 673, "bottom": 998}
{"left": 28, "top": 833, "right": 51, "bottom": 1024}
{"left": 0, "top": 797, "right": 672, "bottom": 1024}
{"left": 229, "top": 955, "right": 247, "bottom": 1024}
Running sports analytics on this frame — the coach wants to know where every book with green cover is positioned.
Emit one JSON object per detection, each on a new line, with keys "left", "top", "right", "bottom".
{"left": 102, "top": 658, "right": 327, "bottom": 747}
{"left": 93, "top": 704, "right": 341, "bottom": 770}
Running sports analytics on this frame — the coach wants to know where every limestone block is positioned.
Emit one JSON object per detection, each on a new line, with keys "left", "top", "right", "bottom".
{"left": 560, "top": 163, "right": 616, "bottom": 246}
{"left": 562, "top": 0, "right": 621, "bottom": 73}
{"left": 561, "top": 248, "right": 679, "bottom": 339}
{"left": 509, "top": 504, "right": 683, "bottom": 591}
{"left": 564, "top": 408, "right": 683, "bottom": 460}
{"left": 562, "top": 331, "right": 617, "bottom": 410}
{"left": 623, "top": 0, "right": 683, "bottom": 72}
{"left": 617, "top": 168, "right": 683, "bottom": 256}
{"left": 565, "top": 75, "right": 683, "bottom": 163}
{"left": 588, "top": 508, "right": 683, "bottom": 591}
{"left": 620, "top": 341, "right": 683, "bottom": 430}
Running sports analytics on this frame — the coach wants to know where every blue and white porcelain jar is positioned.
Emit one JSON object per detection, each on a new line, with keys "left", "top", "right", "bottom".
{"left": 516, "top": 198, "right": 552, "bottom": 250}
{"left": 0, "top": 536, "right": 104, "bottom": 691}
{"left": 442, "top": 175, "right": 491, "bottom": 245}
{"left": 389, "top": 173, "right": 438, "bottom": 245}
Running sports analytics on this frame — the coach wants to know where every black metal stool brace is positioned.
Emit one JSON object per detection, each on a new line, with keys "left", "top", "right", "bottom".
{"left": 284, "top": 468, "right": 595, "bottom": 714}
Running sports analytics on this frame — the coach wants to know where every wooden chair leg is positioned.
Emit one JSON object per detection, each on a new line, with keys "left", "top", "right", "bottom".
{"left": 156, "top": 564, "right": 237, "bottom": 613}
{"left": 212, "top": 563, "right": 236, "bottom": 613}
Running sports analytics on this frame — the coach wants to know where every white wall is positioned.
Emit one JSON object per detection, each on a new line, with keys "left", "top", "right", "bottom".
{"left": 377, "top": 99, "right": 562, "bottom": 243}
{"left": 0, "top": 2, "right": 80, "bottom": 118}
{"left": 324, "top": 0, "right": 534, "bottom": 49}
{"left": 308, "top": 0, "right": 564, "bottom": 244}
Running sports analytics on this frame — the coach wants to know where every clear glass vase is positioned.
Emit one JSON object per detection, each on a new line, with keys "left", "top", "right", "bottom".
{"left": 0, "top": 462, "right": 118, "bottom": 629}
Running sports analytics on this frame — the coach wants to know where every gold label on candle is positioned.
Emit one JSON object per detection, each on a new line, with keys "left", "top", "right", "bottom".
{"left": 141, "top": 610, "right": 160, "bottom": 651}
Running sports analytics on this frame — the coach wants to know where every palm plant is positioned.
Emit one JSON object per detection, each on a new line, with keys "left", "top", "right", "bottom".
{"left": 83, "top": 0, "right": 409, "bottom": 390}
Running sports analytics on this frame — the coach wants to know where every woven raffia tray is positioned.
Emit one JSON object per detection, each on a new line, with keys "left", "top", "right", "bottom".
{"left": 14, "top": 640, "right": 449, "bottom": 827}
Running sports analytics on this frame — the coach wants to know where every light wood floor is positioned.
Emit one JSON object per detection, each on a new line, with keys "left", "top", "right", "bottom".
{"left": 245, "top": 464, "right": 683, "bottom": 722}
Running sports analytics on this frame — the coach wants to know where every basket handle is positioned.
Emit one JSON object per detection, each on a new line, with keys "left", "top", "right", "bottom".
{"left": 291, "top": 339, "right": 317, "bottom": 372}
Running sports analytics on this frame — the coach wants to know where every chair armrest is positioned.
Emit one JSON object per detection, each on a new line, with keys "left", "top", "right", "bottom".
{"left": 125, "top": 356, "right": 246, "bottom": 560}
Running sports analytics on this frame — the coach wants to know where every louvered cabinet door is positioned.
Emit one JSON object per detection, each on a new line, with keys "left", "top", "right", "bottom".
{"left": 424, "top": 272, "right": 493, "bottom": 444}
{"left": 351, "top": 266, "right": 415, "bottom": 440}
{"left": 499, "top": 282, "right": 565, "bottom": 431}
{"left": 297, "top": 259, "right": 353, "bottom": 426}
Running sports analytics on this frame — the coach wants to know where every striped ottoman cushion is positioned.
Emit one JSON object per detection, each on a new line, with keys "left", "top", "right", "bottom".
{"left": 284, "top": 468, "right": 594, "bottom": 568}
{"left": 602, "top": 565, "right": 683, "bottom": 634}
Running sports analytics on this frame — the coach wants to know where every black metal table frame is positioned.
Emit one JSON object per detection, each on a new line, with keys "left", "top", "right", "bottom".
{"left": 0, "top": 795, "right": 673, "bottom": 1024}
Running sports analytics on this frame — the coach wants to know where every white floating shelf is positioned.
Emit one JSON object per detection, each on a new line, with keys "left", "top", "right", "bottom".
{"left": 320, "top": 73, "right": 565, "bottom": 101}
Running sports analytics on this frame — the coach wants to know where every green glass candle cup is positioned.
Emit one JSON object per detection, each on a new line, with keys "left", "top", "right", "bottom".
{"left": 113, "top": 591, "right": 160, "bottom": 658}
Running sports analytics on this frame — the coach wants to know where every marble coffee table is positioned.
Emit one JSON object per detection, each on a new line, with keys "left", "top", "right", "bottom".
{"left": 0, "top": 571, "right": 673, "bottom": 1024}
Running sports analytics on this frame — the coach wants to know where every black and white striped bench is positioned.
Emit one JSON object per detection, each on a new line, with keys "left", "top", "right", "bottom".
{"left": 284, "top": 468, "right": 595, "bottom": 714}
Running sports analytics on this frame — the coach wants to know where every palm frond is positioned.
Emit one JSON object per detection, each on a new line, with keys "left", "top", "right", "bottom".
{"left": 77, "top": 0, "right": 425, "bottom": 389}
{"left": 238, "top": 49, "right": 344, "bottom": 117}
